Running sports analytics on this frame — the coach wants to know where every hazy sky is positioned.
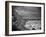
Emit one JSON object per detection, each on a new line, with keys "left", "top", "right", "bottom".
{"left": 12, "top": 6, "right": 41, "bottom": 19}
{"left": 13, "top": 6, "right": 41, "bottom": 16}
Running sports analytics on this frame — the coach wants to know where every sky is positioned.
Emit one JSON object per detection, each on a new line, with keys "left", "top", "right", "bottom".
{"left": 12, "top": 6, "right": 41, "bottom": 19}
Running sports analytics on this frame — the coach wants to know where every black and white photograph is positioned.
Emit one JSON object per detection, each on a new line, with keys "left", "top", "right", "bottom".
{"left": 5, "top": 1, "right": 45, "bottom": 36}
{"left": 12, "top": 6, "right": 41, "bottom": 31}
